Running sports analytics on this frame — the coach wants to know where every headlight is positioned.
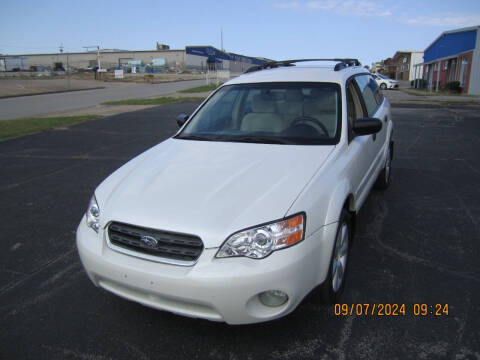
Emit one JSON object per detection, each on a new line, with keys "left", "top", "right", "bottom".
{"left": 86, "top": 195, "right": 100, "bottom": 232}
{"left": 216, "top": 213, "right": 305, "bottom": 259}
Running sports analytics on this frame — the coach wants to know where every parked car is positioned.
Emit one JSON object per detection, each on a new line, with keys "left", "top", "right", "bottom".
{"left": 373, "top": 73, "right": 399, "bottom": 89}
{"left": 77, "top": 58, "right": 394, "bottom": 324}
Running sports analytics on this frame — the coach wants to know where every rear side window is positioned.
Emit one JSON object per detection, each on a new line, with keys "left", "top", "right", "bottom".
{"left": 354, "top": 75, "right": 381, "bottom": 117}
{"left": 369, "top": 76, "right": 384, "bottom": 105}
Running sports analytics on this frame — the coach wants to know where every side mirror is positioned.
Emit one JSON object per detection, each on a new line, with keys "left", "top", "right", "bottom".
{"left": 176, "top": 113, "right": 189, "bottom": 128}
{"left": 353, "top": 118, "right": 382, "bottom": 136}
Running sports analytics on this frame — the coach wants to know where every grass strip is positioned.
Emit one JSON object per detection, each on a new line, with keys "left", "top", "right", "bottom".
{"left": 101, "top": 96, "right": 204, "bottom": 105}
{"left": 0, "top": 115, "right": 103, "bottom": 140}
{"left": 178, "top": 84, "right": 220, "bottom": 93}
{"left": 399, "top": 88, "right": 472, "bottom": 97}
{"left": 402, "top": 99, "right": 480, "bottom": 106}
{"left": 437, "top": 101, "right": 480, "bottom": 106}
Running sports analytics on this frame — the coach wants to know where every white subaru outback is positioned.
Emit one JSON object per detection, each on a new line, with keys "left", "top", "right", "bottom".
{"left": 77, "top": 59, "right": 393, "bottom": 324}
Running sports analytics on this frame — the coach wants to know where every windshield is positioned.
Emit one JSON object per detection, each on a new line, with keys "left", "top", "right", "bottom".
{"left": 176, "top": 82, "right": 341, "bottom": 145}
{"left": 377, "top": 74, "right": 389, "bottom": 80}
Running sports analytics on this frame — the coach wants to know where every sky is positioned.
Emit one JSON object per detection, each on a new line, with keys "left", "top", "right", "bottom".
{"left": 1, "top": 0, "right": 480, "bottom": 67}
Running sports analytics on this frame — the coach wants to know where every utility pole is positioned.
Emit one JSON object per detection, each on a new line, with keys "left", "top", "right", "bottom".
{"left": 83, "top": 45, "right": 101, "bottom": 80}
{"left": 60, "top": 43, "right": 70, "bottom": 89}
{"left": 221, "top": 27, "right": 224, "bottom": 52}
{"left": 83, "top": 45, "right": 101, "bottom": 68}
{"left": 66, "top": 51, "right": 70, "bottom": 90}
{"left": 96, "top": 45, "right": 101, "bottom": 69}
{"left": 56, "top": 43, "right": 63, "bottom": 64}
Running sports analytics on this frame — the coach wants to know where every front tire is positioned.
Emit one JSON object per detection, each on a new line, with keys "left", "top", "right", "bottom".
{"left": 320, "top": 209, "right": 351, "bottom": 304}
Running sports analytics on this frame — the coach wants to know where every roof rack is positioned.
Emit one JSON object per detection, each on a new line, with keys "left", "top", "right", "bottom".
{"left": 244, "top": 58, "right": 361, "bottom": 74}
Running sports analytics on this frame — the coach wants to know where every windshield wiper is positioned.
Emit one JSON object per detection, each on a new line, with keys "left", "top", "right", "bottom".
{"left": 176, "top": 134, "right": 292, "bottom": 144}
{"left": 175, "top": 134, "right": 219, "bottom": 141}
{"left": 228, "top": 136, "right": 293, "bottom": 144}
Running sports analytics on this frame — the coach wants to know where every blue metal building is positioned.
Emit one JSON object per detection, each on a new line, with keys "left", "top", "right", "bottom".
{"left": 422, "top": 26, "right": 480, "bottom": 94}
{"left": 185, "top": 46, "right": 267, "bottom": 73}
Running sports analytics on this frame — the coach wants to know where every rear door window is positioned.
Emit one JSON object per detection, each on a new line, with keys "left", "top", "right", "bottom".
{"left": 368, "top": 75, "right": 384, "bottom": 105}
{"left": 354, "top": 75, "right": 381, "bottom": 116}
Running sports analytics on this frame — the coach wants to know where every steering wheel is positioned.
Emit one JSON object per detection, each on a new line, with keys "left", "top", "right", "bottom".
{"left": 290, "top": 116, "right": 329, "bottom": 137}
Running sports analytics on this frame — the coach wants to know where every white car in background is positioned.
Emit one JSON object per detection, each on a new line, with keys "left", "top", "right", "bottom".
{"left": 373, "top": 73, "right": 399, "bottom": 89}
{"left": 77, "top": 58, "right": 394, "bottom": 324}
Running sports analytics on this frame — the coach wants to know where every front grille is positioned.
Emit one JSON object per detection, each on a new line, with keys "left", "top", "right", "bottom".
{"left": 108, "top": 222, "right": 204, "bottom": 263}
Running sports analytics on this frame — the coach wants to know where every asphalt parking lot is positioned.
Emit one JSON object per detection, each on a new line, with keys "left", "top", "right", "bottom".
{"left": 1, "top": 102, "right": 479, "bottom": 359}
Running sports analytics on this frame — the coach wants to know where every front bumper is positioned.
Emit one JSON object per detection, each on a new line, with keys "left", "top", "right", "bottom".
{"left": 389, "top": 83, "right": 399, "bottom": 89}
{"left": 76, "top": 216, "right": 338, "bottom": 324}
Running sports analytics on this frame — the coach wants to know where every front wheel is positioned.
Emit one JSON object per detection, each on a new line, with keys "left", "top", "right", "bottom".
{"left": 320, "top": 209, "right": 351, "bottom": 304}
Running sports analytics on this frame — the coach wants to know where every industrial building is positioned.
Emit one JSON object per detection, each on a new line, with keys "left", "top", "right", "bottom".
{"left": 421, "top": 26, "right": 480, "bottom": 94}
{"left": 185, "top": 46, "right": 265, "bottom": 73}
{"left": 0, "top": 44, "right": 267, "bottom": 74}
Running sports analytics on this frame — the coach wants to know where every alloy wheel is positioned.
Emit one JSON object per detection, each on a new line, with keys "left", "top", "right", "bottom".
{"left": 385, "top": 147, "right": 391, "bottom": 182}
{"left": 332, "top": 223, "right": 349, "bottom": 292}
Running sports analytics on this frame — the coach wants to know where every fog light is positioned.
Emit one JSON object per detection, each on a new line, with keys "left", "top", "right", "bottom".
{"left": 259, "top": 290, "right": 288, "bottom": 307}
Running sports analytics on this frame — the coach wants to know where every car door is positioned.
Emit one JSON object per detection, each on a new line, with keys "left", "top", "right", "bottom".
{"left": 345, "top": 80, "right": 376, "bottom": 204}
{"left": 353, "top": 74, "right": 388, "bottom": 176}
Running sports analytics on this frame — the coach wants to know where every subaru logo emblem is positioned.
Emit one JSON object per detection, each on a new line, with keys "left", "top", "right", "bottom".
{"left": 140, "top": 235, "right": 158, "bottom": 248}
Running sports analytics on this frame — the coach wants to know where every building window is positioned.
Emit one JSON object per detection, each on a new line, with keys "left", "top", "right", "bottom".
{"left": 443, "top": 61, "right": 448, "bottom": 71}
{"left": 459, "top": 57, "right": 469, "bottom": 87}
{"left": 448, "top": 59, "right": 457, "bottom": 82}
{"left": 403, "top": 57, "right": 407, "bottom": 63}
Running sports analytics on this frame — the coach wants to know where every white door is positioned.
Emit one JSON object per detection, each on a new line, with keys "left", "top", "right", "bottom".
{"left": 345, "top": 81, "right": 376, "bottom": 201}
{"left": 354, "top": 74, "right": 388, "bottom": 170}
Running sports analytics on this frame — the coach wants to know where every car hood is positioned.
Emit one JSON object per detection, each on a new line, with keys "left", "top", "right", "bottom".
{"left": 96, "top": 138, "right": 334, "bottom": 248}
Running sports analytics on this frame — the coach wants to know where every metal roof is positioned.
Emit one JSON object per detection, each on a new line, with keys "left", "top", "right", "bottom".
{"left": 424, "top": 25, "right": 480, "bottom": 53}
{"left": 395, "top": 50, "right": 424, "bottom": 53}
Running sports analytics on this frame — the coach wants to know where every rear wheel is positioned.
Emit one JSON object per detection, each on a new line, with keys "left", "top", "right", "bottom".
{"left": 320, "top": 209, "right": 351, "bottom": 304}
{"left": 375, "top": 144, "right": 392, "bottom": 190}
{"left": 380, "top": 83, "right": 387, "bottom": 90}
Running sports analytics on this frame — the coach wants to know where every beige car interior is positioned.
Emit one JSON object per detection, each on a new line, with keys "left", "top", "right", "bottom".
{"left": 240, "top": 94, "right": 285, "bottom": 133}
{"left": 240, "top": 88, "right": 338, "bottom": 136}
